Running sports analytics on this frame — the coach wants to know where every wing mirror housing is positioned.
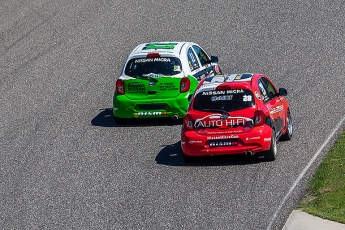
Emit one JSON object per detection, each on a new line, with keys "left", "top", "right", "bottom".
{"left": 279, "top": 88, "right": 287, "bottom": 96}
{"left": 211, "top": 55, "right": 219, "bottom": 64}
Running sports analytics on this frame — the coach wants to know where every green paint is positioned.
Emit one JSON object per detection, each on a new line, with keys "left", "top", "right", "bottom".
{"left": 144, "top": 42, "right": 178, "bottom": 50}
{"left": 113, "top": 75, "right": 198, "bottom": 119}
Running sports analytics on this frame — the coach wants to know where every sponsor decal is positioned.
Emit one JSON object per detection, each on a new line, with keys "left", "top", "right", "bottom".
{"left": 202, "top": 89, "right": 244, "bottom": 96}
{"left": 128, "top": 83, "right": 145, "bottom": 92}
{"left": 211, "top": 95, "right": 233, "bottom": 101}
{"left": 194, "top": 114, "right": 253, "bottom": 128}
{"left": 264, "top": 138, "right": 271, "bottom": 142}
{"left": 189, "top": 140, "right": 202, "bottom": 144}
{"left": 270, "top": 105, "right": 284, "bottom": 115}
{"left": 255, "top": 91, "right": 263, "bottom": 100}
{"left": 134, "top": 111, "right": 168, "bottom": 117}
{"left": 138, "top": 50, "right": 174, "bottom": 54}
{"left": 135, "top": 57, "right": 171, "bottom": 63}
{"left": 207, "top": 135, "right": 239, "bottom": 140}
{"left": 159, "top": 82, "right": 178, "bottom": 91}
{"left": 246, "top": 136, "right": 261, "bottom": 141}
{"left": 200, "top": 130, "right": 242, "bottom": 134}
{"left": 258, "top": 82, "right": 269, "bottom": 101}
{"left": 143, "top": 73, "right": 161, "bottom": 79}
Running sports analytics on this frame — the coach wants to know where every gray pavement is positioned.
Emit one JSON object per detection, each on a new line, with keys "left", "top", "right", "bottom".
{"left": 2, "top": 1, "right": 345, "bottom": 229}
{"left": 283, "top": 210, "right": 345, "bottom": 230}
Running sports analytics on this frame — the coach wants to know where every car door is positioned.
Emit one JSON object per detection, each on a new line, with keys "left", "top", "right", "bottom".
{"left": 258, "top": 77, "right": 285, "bottom": 135}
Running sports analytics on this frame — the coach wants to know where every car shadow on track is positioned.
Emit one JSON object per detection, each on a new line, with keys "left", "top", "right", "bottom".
{"left": 91, "top": 108, "right": 183, "bottom": 127}
{"left": 155, "top": 141, "right": 265, "bottom": 166}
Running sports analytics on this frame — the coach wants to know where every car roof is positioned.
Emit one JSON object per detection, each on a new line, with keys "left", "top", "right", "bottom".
{"left": 196, "top": 73, "right": 257, "bottom": 94}
{"left": 129, "top": 41, "right": 194, "bottom": 58}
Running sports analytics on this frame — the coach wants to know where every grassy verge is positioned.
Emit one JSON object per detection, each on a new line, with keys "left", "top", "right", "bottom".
{"left": 297, "top": 131, "right": 345, "bottom": 223}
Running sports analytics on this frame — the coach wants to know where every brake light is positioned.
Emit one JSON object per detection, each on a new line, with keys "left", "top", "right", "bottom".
{"left": 116, "top": 79, "right": 125, "bottom": 95}
{"left": 215, "top": 84, "right": 231, "bottom": 90}
{"left": 254, "top": 110, "right": 265, "bottom": 126}
{"left": 183, "top": 114, "right": 194, "bottom": 130}
{"left": 180, "top": 77, "right": 190, "bottom": 93}
{"left": 146, "top": 53, "right": 160, "bottom": 58}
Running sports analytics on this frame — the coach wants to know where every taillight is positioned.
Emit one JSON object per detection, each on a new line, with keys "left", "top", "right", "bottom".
{"left": 183, "top": 114, "right": 194, "bottom": 130}
{"left": 180, "top": 77, "right": 190, "bottom": 93}
{"left": 254, "top": 110, "right": 265, "bottom": 126}
{"left": 116, "top": 79, "right": 125, "bottom": 95}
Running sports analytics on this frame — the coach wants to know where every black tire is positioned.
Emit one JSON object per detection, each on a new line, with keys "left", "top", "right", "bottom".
{"left": 183, "top": 154, "right": 196, "bottom": 164}
{"left": 280, "top": 111, "right": 293, "bottom": 141}
{"left": 114, "top": 116, "right": 127, "bottom": 124}
{"left": 265, "top": 129, "right": 277, "bottom": 161}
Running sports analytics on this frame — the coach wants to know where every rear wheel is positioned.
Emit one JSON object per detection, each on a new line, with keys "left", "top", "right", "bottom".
{"left": 280, "top": 111, "right": 293, "bottom": 141}
{"left": 265, "top": 129, "right": 277, "bottom": 161}
{"left": 114, "top": 116, "right": 127, "bottom": 124}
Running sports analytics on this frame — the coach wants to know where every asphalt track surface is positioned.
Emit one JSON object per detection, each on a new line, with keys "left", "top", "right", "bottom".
{"left": 1, "top": 1, "right": 345, "bottom": 229}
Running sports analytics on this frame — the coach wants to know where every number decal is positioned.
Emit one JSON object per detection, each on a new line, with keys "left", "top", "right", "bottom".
{"left": 243, "top": 95, "right": 252, "bottom": 101}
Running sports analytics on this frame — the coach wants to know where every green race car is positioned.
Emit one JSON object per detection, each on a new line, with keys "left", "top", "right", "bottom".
{"left": 113, "top": 42, "right": 221, "bottom": 124}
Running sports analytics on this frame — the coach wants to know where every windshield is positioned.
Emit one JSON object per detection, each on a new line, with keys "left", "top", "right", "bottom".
{"left": 193, "top": 89, "right": 255, "bottom": 112}
{"left": 124, "top": 57, "right": 182, "bottom": 77}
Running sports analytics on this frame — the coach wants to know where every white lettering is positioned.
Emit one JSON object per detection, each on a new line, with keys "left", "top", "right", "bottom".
{"left": 195, "top": 117, "right": 252, "bottom": 128}
{"left": 270, "top": 105, "right": 284, "bottom": 115}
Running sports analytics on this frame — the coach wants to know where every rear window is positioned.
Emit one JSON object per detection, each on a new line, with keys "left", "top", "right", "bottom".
{"left": 193, "top": 89, "right": 254, "bottom": 112}
{"left": 124, "top": 57, "right": 182, "bottom": 77}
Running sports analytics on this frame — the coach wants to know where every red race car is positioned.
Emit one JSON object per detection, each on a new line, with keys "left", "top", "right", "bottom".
{"left": 181, "top": 73, "right": 292, "bottom": 162}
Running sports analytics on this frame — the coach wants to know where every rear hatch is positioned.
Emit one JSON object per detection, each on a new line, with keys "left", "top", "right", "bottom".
{"left": 122, "top": 56, "right": 183, "bottom": 100}
{"left": 124, "top": 76, "right": 182, "bottom": 100}
{"left": 191, "top": 88, "right": 256, "bottom": 135}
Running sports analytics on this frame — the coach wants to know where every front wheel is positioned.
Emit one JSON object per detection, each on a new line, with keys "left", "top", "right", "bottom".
{"left": 265, "top": 129, "right": 277, "bottom": 161}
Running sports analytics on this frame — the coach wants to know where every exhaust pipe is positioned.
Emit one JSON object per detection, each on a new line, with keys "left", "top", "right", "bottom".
{"left": 172, "top": 114, "right": 179, "bottom": 120}
{"left": 245, "top": 151, "right": 255, "bottom": 156}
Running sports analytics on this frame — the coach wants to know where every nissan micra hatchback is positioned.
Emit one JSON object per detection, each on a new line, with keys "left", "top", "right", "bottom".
{"left": 181, "top": 73, "right": 292, "bottom": 162}
{"left": 113, "top": 42, "right": 221, "bottom": 124}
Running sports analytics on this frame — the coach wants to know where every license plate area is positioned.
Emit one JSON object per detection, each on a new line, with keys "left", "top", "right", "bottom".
{"left": 209, "top": 139, "right": 238, "bottom": 147}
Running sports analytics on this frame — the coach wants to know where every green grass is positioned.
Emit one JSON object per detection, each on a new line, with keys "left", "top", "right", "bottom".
{"left": 298, "top": 131, "right": 345, "bottom": 223}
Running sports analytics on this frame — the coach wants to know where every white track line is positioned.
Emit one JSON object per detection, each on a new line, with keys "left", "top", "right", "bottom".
{"left": 266, "top": 115, "right": 345, "bottom": 230}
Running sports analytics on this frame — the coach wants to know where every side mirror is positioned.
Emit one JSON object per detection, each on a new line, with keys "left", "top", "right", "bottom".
{"left": 211, "top": 55, "right": 219, "bottom": 64}
{"left": 279, "top": 88, "right": 287, "bottom": 96}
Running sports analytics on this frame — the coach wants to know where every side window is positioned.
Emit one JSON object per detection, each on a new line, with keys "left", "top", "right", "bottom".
{"left": 261, "top": 77, "right": 277, "bottom": 100}
{"left": 258, "top": 78, "right": 270, "bottom": 103}
{"left": 192, "top": 45, "right": 210, "bottom": 67}
{"left": 187, "top": 48, "right": 199, "bottom": 71}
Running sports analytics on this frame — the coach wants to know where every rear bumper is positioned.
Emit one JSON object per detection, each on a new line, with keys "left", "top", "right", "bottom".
{"left": 181, "top": 126, "right": 272, "bottom": 157}
{"left": 113, "top": 93, "right": 191, "bottom": 119}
